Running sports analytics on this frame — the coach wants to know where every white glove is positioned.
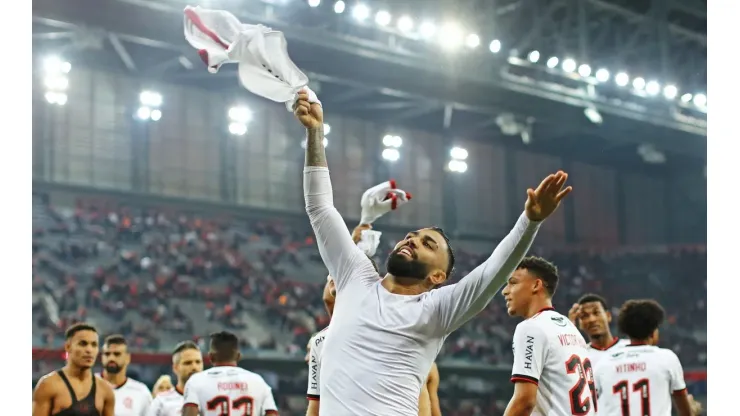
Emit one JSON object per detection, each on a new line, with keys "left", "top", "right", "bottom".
{"left": 359, "top": 179, "right": 412, "bottom": 225}
{"left": 356, "top": 229, "right": 383, "bottom": 257}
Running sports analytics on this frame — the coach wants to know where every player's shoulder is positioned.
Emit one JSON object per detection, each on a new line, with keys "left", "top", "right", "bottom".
{"left": 311, "top": 327, "right": 329, "bottom": 345}
{"left": 615, "top": 338, "right": 631, "bottom": 348}
{"left": 127, "top": 377, "right": 151, "bottom": 390}
{"left": 518, "top": 309, "right": 574, "bottom": 333}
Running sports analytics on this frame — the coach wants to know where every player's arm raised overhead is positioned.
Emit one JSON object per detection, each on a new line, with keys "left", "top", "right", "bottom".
{"left": 504, "top": 322, "right": 548, "bottom": 416}
{"left": 432, "top": 172, "right": 571, "bottom": 333}
{"left": 31, "top": 375, "right": 53, "bottom": 416}
{"left": 296, "top": 89, "right": 377, "bottom": 292}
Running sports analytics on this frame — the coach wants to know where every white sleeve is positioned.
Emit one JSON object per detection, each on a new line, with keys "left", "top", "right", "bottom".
{"left": 183, "top": 378, "right": 200, "bottom": 409}
{"left": 430, "top": 213, "right": 540, "bottom": 333}
{"left": 144, "top": 397, "right": 161, "bottom": 416}
{"left": 306, "top": 337, "right": 322, "bottom": 400}
{"left": 666, "top": 350, "right": 688, "bottom": 394}
{"left": 304, "top": 167, "right": 379, "bottom": 293}
{"left": 510, "top": 321, "right": 548, "bottom": 385}
{"left": 261, "top": 386, "right": 279, "bottom": 415}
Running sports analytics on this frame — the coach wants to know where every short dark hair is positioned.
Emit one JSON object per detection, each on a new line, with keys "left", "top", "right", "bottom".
{"left": 577, "top": 293, "right": 608, "bottom": 310}
{"left": 209, "top": 331, "right": 240, "bottom": 362}
{"left": 517, "top": 256, "right": 559, "bottom": 296}
{"left": 104, "top": 334, "right": 127, "bottom": 346}
{"left": 617, "top": 299, "right": 665, "bottom": 340}
{"left": 173, "top": 341, "right": 200, "bottom": 356}
{"left": 430, "top": 227, "right": 455, "bottom": 279}
{"left": 65, "top": 323, "right": 97, "bottom": 339}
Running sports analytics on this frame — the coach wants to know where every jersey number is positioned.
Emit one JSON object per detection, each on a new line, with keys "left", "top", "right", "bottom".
{"left": 206, "top": 396, "right": 254, "bottom": 416}
{"left": 613, "top": 379, "right": 651, "bottom": 416}
{"left": 565, "top": 355, "right": 598, "bottom": 415}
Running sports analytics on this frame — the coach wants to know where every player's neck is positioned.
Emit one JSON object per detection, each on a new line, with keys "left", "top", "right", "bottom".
{"left": 628, "top": 338, "right": 652, "bottom": 346}
{"left": 211, "top": 361, "right": 238, "bottom": 367}
{"left": 381, "top": 274, "right": 431, "bottom": 295}
{"left": 589, "top": 331, "right": 615, "bottom": 348}
{"left": 103, "top": 370, "right": 127, "bottom": 386}
{"left": 63, "top": 364, "right": 91, "bottom": 380}
{"left": 175, "top": 382, "right": 186, "bottom": 394}
{"left": 522, "top": 299, "right": 554, "bottom": 319}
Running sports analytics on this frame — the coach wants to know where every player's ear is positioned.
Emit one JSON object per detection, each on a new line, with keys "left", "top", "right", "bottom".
{"left": 236, "top": 351, "right": 242, "bottom": 362}
{"left": 427, "top": 269, "right": 446, "bottom": 286}
{"left": 605, "top": 310, "right": 613, "bottom": 323}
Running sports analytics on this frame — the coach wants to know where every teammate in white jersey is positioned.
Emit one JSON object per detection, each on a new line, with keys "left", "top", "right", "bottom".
{"left": 101, "top": 335, "right": 152, "bottom": 416}
{"left": 294, "top": 89, "right": 571, "bottom": 415}
{"left": 594, "top": 299, "right": 700, "bottom": 416}
{"left": 146, "top": 341, "right": 204, "bottom": 416}
{"left": 568, "top": 293, "right": 630, "bottom": 367}
{"left": 502, "top": 256, "right": 597, "bottom": 416}
{"left": 183, "top": 331, "right": 279, "bottom": 416}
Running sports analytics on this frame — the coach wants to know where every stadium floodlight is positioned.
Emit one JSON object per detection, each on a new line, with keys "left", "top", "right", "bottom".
{"left": 228, "top": 122, "right": 248, "bottom": 136}
{"left": 333, "top": 1, "right": 345, "bottom": 13}
{"left": 419, "top": 21, "right": 436, "bottom": 39}
{"left": 527, "top": 51, "right": 540, "bottom": 63}
{"left": 632, "top": 77, "right": 646, "bottom": 90}
{"left": 489, "top": 39, "right": 501, "bottom": 53}
{"left": 562, "top": 58, "right": 576, "bottom": 73}
{"left": 375, "top": 10, "right": 391, "bottom": 26}
{"left": 397, "top": 16, "right": 414, "bottom": 33}
{"left": 44, "top": 75, "right": 69, "bottom": 91}
{"left": 44, "top": 91, "right": 68, "bottom": 106}
{"left": 465, "top": 34, "right": 480, "bottom": 49}
{"left": 137, "top": 106, "right": 152, "bottom": 120}
{"left": 645, "top": 81, "right": 660, "bottom": 96}
{"left": 308, "top": 0, "right": 320, "bottom": 7}
{"left": 578, "top": 64, "right": 592, "bottom": 77}
{"left": 439, "top": 23, "right": 463, "bottom": 50}
{"left": 663, "top": 85, "right": 678, "bottom": 100}
{"left": 150, "top": 109, "right": 162, "bottom": 121}
{"left": 228, "top": 106, "right": 252, "bottom": 123}
{"left": 546, "top": 57, "right": 559, "bottom": 69}
{"left": 382, "top": 134, "right": 403, "bottom": 148}
{"left": 323, "top": 123, "right": 331, "bottom": 135}
{"left": 44, "top": 56, "right": 72, "bottom": 74}
{"left": 447, "top": 160, "right": 468, "bottom": 173}
{"left": 139, "top": 90, "right": 163, "bottom": 107}
{"left": 680, "top": 93, "right": 693, "bottom": 103}
{"left": 693, "top": 93, "right": 706, "bottom": 107}
{"left": 352, "top": 4, "right": 370, "bottom": 21}
{"left": 382, "top": 148, "right": 400, "bottom": 162}
{"left": 450, "top": 146, "right": 468, "bottom": 160}
{"left": 615, "top": 72, "right": 629, "bottom": 87}
{"left": 595, "top": 68, "right": 610, "bottom": 82}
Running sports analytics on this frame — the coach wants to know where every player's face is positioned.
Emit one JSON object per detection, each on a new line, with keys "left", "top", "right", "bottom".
{"left": 322, "top": 278, "right": 336, "bottom": 316}
{"left": 502, "top": 269, "right": 537, "bottom": 317}
{"left": 386, "top": 229, "right": 449, "bottom": 284}
{"left": 102, "top": 343, "right": 130, "bottom": 375}
{"left": 578, "top": 301, "right": 611, "bottom": 337}
{"left": 66, "top": 330, "right": 99, "bottom": 369}
{"left": 174, "top": 349, "right": 204, "bottom": 385}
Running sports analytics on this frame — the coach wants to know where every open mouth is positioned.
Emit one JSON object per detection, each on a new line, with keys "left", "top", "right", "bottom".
{"left": 398, "top": 247, "right": 413, "bottom": 258}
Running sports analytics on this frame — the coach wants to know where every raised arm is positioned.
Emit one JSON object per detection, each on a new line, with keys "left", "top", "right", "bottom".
{"left": 431, "top": 172, "right": 571, "bottom": 334}
{"left": 295, "top": 90, "right": 377, "bottom": 292}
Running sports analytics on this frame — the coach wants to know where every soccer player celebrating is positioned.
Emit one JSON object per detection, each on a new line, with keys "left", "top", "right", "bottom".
{"left": 568, "top": 293, "right": 630, "bottom": 366}
{"left": 593, "top": 299, "right": 701, "bottom": 416}
{"left": 182, "top": 331, "right": 279, "bottom": 416}
{"left": 502, "top": 257, "right": 596, "bottom": 416}
{"left": 101, "top": 335, "right": 152, "bottom": 416}
{"left": 33, "top": 323, "right": 116, "bottom": 416}
{"left": 146, "top": 341, "right": 204, "bottom": 416}
{"left": 294, "top": 89, "right": 570, "bottom": 415}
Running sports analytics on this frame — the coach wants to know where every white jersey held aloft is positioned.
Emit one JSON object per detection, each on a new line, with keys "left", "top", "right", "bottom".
{"left": 183, "top": 366, "right": 279, "bottom": 416}
{"left": 304, "top": 167, "right": 541, "bottom": 416}
{"left": 510, "top": 308, "right": 597, "bottom": 416}
{"left": 594, "top": 345, "right": 688, "bottom": 416}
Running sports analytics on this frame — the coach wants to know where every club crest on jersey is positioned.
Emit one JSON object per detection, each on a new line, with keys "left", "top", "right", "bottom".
{"left": 550, "top": 316, "right": 568, "bottom": 327}
{"left": 123, "top": 397, "right": 133, "bottom": 409}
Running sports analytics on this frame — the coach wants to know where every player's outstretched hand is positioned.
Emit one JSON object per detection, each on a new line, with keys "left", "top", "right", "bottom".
{"left": 524, "top": 171, "right": 572, "bottom": 221}
{"left": 293, "top": 88, "right": 323, "bottom": 129}
{"left": 567, "top": 303, "right": 581, "bottom": 325}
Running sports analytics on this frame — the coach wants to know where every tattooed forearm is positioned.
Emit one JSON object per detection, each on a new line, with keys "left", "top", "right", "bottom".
{"left": 304, "top": 125, "right": 328, "bottom": 168}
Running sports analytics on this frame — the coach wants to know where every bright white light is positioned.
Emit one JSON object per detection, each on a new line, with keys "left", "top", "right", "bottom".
{"left": 562, "top": 58, "right": 576, "bottom": 73}
{"left": 382, "top": 134, "right": 403, "bottom": 148}
{"left": 439, "top": 23, "right": 464, "bottom": 50}
{"left": 382, "top": 148, "right": 400, "bottom": 162}
{"left": 465, "top": 34, "right": 480, "bottom": 49}
{"left": 228, "top": 122, "right": 248, "bottom": 136}
{"left": 448, "top": 160, "right": 468, "bottom": 173}
{"left": 645, "top": 80, "right": 660, "bottom": 95}
{"left": 632, "top": 77, "right": 646, "bottom": 90}
{"left": 137, "top": 106, "right": 151, "bottom": 120}
{"left": 693, "top": 93, "right": 706, "bottom": 107}
{"left": 308, "top": 0, "right": 320, "bottom": 7}
{"left": 333, "top": 0, "right": 345, "bottom": 13}
{"left": 323, "top": 138, "right": 329, "bottom": 147}
{"left": 615, "top": 72, "right": 629, "bottom": 87}
{"left": 375, "top": 10, "right": 391, "bottom": 26}
{"left": 44, "top": 56, "right": 71, "bottom": 74}
{"left": 44, "top": 75, "right": 69, "bottom": 91}
{"left": 450, "top": 146, "right": 468, "bottom": 160}
{"left": 663, "top": 85, "right": 678, "bottom": 99}
{"left": 228, "top": 106, "right": 252, "bottom": 123}
{"left": 595, "top": 68, "right": 610, "bottom": 82}
{"left": 352, "top": 4, "right": 370, "bottom": 21}
{"left": 546, "top": 57, "right": 559, "bottom": 68}
{"left": 419, "top": 22, "right": 436, "bottom": 39}
{"left": 139, "top": 90, "right": 162, "bottom": 107}
{"left": 527, "top": 51, "right": 540, "bottom": 63}
{"left": 397, "top": 16, "right": 414, "bottom": 33}
{"left": 489, "top": 39, "right": 501, "bottom": 53}
{"left": 680, "top": 93, "right": 693, "bottom": 103}
{"left": 44, "top": 91, "right": 67, "bottom": 105}
{"left": 578, "top": 64, "right": 591, "bottom": 77}
{"left": 150, "top": 109, "right": 162, "bottom": 121}
{"left": 323, "top": 123, "right": 331, "bottom": 135}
